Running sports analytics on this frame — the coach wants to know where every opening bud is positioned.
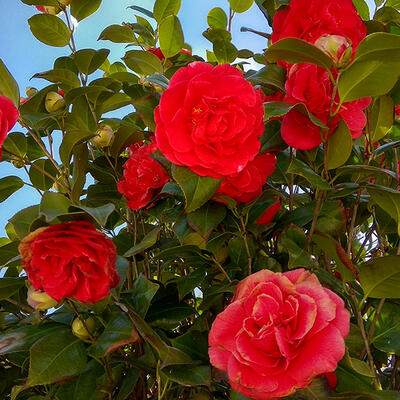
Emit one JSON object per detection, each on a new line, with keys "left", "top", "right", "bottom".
{"left": 72, "top": 316, "right": 96, "bottom": 340}
{"left": 45, "top": 91, "right": 66, "bottom": 113}
{"left": 26, "top": 87, "right": 38, "bottom": 98}
{"left": 92, "top": 125, "right": 115, "bottom": 148}
{"left": 314, "top": 35, "right": 352, "bottom": 68}
{"left": 27, "top": 287, "right": 58, "bottom": 311}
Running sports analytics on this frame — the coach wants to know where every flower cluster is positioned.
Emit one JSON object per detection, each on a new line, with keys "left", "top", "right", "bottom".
{"left": 19, "top": 221, "right": 119, "bottom": 304}
{"left": 269, "top": 0, "right": 371, "bottom": 150}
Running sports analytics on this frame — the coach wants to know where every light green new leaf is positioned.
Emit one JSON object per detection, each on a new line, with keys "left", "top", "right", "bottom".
{"left": 207, "top": 7, "right": 228, "bottom": 29}
{"left": 228, "top": 0, "right": 255, "bottom": 13}
{"left": 159, "top": 15, "right": 184, "bottom": 59}
{"left": 213, "top": 40, "right": 238, "bottom": 64}
{"left": 28, "top": 14, "right": 70, "bottom": 47}
{"left": 153, "top": 0, "right": 181, "bottom": 22}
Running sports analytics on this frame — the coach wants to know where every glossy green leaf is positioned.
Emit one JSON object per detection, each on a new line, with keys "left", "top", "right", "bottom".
{"left": 29, "top": 159, "right": 58, "bottom": 191}
{"left": 336, "top": 165, "right": 397, "bottom": 180}
{"left": 70, "top": 0, "right": 102, "bottom": 21}
{"left": 32, "top": 68, "right": 80, "bottom": 90}
{"left": 73, "top": 49, "right": 110, "bottom": 75}
{"left": 59, "top": 129, "right": 94, "bottom": 166}
{"left": 98, "top": 24, "right": 136, "bottom": 43}
{"left": 172, "top": 331, "right": 209, "bottom": 362}
{"left": 287, "top": 158, "right": 331, "bottom": 190}
{"left": 231, "top": 389, "right": 251, "bottom": 400}
{"left": 27, "top": 330, "right": 86, "bottom": 386}
{"left": 39, "top": 191, "right": 72, "bottom": 222}
{"left": 177, "top": 268, "right": 206, "bottom": 299}
{"left": 159, "top": 15, "right": 184, "bottom": 59}
{"left": 124, "top": 227, "right": 160, "bottom": 256}
{"left": 172, "top": 165, "right": 222, "bottom": 213}
{"left": 187, "top": 203, "right": 226, "bottom": 238}
{"left": 247, "top": 65, "right": 286, "bottom": 92}
{"left": 127, "top": 275, "right": 159, "bottom": 318}
{"left": 147, "top": 301, "right": 195, "bottom": 330}
{"left": 338, "top": 59, "right": 400, "bottom": 103}
{"left": 2, "top": 132, "right": 27, "bottom": 159}
{"left": 28, "top": 14, "right": 70, "bottom": 47}
{"left": 9, "top": 205, "right": 40, "bottom": 239}
{"left": 77, "top": 204, "right": 115, "bottom": 226}
{"left": 0, "top": 278, "right": 26, "bottom": 300}
{"left": 207, "top": 7, "right": 228, "bottom": 29}
{"left": 0, "top": 59, "right": 20, "bottom": 106}
{"left": 0, "top": 241, "right": 19, "bottom": 268}
{"left": 228, "top": 0, "right": 255, "bottom": 13}
{"left": 353, "top": 32, "right": 400, "bottom": 63}
{"left": 213, "top": 40, "right": 238, "bottom": 64}
{"left": 123, "top": 50, "right": 162, "bottom": 75}
{"left": 265, "top": 38, "right": 334, "bottom": 71}
{"left": 0, "top": 177, "right": 24, "bottom": 203}
{"left": 161, "top": 364, "right": 211, "bottom": 386}
{"left": 88, "top": 313, "right": 138, "bottom": 358}
{"left": 153, "top": 0, "right": 181, "bottom": 22}
{"left": 326, "top": 119, "right": 353, "bottom": 170}
{"left": 352, "top": 0, "right": 370, "bottom": 20}
{"left": 71, "top": 143, "right": 88, "bottom": 202}
{"left": 370, "top": 95, "right": 394, "bottom": 142}
{"left": 127, "top": 5, "right": 154, "bottom": 19}
{"left": 359, "top": 255, "right": 400, "bottom": 299}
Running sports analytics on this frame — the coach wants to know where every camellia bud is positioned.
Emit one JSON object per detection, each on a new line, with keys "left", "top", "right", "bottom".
{"left": 45, "top": 91, "right": 66, "bottom": 113}
{"left": 44, "top": 6, "right": 62, "bottom": 15}
{"left": 92, "top": 125, "right": 114, "bottom": 148}
{"left": 25, "top": 87, "right": 38, "bottom": 98}
{"left": 27, "top": 287, "right": 58, "bottom": 311}
{"left": 72, "top": 316, "right": 96, "bottom": 340}
{"left": 58, "top": 0, "right": 71, "bottom": 6}
{"left": 314, "top": 34, "right": 352, "bottom": 68}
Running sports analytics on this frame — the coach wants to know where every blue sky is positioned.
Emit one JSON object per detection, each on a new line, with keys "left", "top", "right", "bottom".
{"left": 0, "top": 0, "right": 374, "bottom": 237}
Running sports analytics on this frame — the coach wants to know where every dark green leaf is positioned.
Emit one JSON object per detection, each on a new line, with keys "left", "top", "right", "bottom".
{"left": 0, "top": 278, "right": 25, "bottom": 300}
{"left": 9, "top": 205, "right": 40, "bottom": 239}
{"left": 0, "top": 177, "right": 24, "bottom": 203}
{"left": 287, "top": 158, "right": 331, "bottom": 190}
{"left": 2, "top": 132, "right": 27, "bottom": 159}
{"left": 353, "top": 32, "right": 400, "bottom": 63}
{"left": 98, "top": 25, "right": 136, "bottom": 43}
{"left": 70, "top": 0, "right": 102, "bottom": 21}
{"left": 172, "top": 165, "right": 222, "bottom": 213}
{"left": 124, "top": 227, "right": 160, "bottom": 256}
{"left": 77, "top": 204, "right": 115, "bottom": 226}
{"left": 187, "top": 203, "right": 226, "bottom": 238}
{"left": 128, "top": 275, "right": 159, "bottom": 318}
{"left": 29, "top": 159, "right": 58, "bottom": 191}
{"left": 326, "top": 119, "right": 353, "bottom": 170}
{"left": 177, "top": 268, "right": 206, "bottom": 299}
{"left": 39, "top": 191, "right": 72, "bottom": 222}
{"left": 247, "top": 65, "right": 286, "bottom": 91}
{"left": 147, "top": 302, "right": 195, "bottom": 330}
{"left": 0, "top": 59, "right": 20, "bottom": 106}
{"left": 59, "top": 129, "right": 94, "bottom": 165}
{"left": 370, "top": 95, "right": 394, "bottom": 142}
{"left": 32, "top": 68, "right": 80, "bottom": 90}
{"left": 161, "top": 364, "right": 210, "bottom": 386}
{"left": 27, "top": 330, "right": 86, "bottom": 386}
{"left": 73, "top": 49, "right": 110, "bottom": 75}
{"left": 127, "top": 5, "right": 154, "bottom": 19}
{"left": 28, "top": 14, "right": 70, "bottom": 47}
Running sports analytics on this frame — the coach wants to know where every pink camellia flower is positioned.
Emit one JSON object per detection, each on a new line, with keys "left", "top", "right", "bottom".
{"left": 216, "top": 153, "right": 276, "bottom": 204}
{"left": 155, "top": 62, "right": 265, "bottom": 179}
{"left": 209, "top": 268, "right": 349, "bottom": 399}
{"left": 0, "top": 95, "right": 19, "bottom": 159}
{"left": 117, "top": 141, "right": 169, "bottom": 210}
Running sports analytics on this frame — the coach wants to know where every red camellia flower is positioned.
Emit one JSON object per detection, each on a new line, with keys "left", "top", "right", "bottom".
{"left": 0, "top": 95, "right": 19, "bottom": 159}
{"left": 18, "top": 221, "right": 119, "bottom": 304}
{"left": 271, "top": 0, "right": 366, "bottom": 53}
{"left": 155, "top": 62, "right": 264, "bottom": 178}
{"left": 147, "top": 47, "right": 192, "bottom": 60}
{"left": 209, "top": 268, "right": 349, "bottom": 399}
{"left": 216, "top": 153, "right": 276, "bottom": 203}
{"left": 35, "top": 6, "right": 46, "bottom": 12}
{"left": 117, "top": 141, "right": 169, "bottom": 210}
{"left": 256, "top": 201, "right": 281, "bottom": 225}
{"left": 280, "top": 63, "right": 370, "bottom": 150}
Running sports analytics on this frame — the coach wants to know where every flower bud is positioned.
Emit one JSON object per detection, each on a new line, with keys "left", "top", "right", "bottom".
{"left": 27, "top": 287, "right": 58, "bottom": 311}
{"left": 25, "top": 87, "right": 38, "bottom": 98}
{"left": 92, "top": 125, "right": 115, "bottom": 148}
{"left": 315, "top": 34, "right": 352, "bottom": 68}
{"left": 43, "top": 6, "right": 62, "bottom": 15}
{"left": 72, "top": 316, "right": 96, "bottom": 340}
{"left": 45, "top": 91, "right": 66, "bottom": 113}
{"left": 58, "top": 0, "right": 71, "bottom": 6}
{"left": 11, "top": 158, "right": 25, "bottom": 169}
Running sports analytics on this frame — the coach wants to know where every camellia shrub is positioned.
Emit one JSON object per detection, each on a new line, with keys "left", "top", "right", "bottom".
{"left": 1, "top": 0, "right": 400, "bottom": 399}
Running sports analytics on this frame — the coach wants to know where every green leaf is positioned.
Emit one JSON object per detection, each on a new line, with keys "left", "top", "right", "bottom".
{"left": 265, "top": 38, "right": 334, "bottom": 72}
{"left": 231, "top": 389, "right": 251, "bottom": 400}
{"left": 124, "top": 227, "right": 160, "bottom": 256}
{"left": 207, "top": 7, "right": 228, "bottom": 29}
{"left": 59, "top": 129, "right": 94, "bottom": 165}
{"left": 287, "top": 158, "right": 331, "bottom": 190}
{"left": 147, "top": 302, "right": 195, "bottom": 330}
{"left": 247, "top": 65, "right": 286, "bottom": 92}
{"left": 370, "top": 95, "right": 394, "bottom": 142}
{"left": 326, "top": 119, "right": 353, "bottom": 170}
{"left": 0, "top": 241, "right": 19, "bottom": 268}
{"left": 73, "top": 49, "right": 110, "bottom": 76}
{"left": 171, "top": 165, "right": 222, "bottom": 213}
{"left": 353, "top": 32, "right": 400, "bottom": 63}
{"left": 359, "top": 255, "right": 400, "bottom": 299}
{"left": 88, "top": 313, "right": 139, "bottom": 358}
{"left": 71, "top": 143, "right": 88, "bottom": 202}
{"left": 228, "top": 0, "right": 255, "bottom": 13}
{"left": 159, "top": 15, "right": 184, "bottom": 59}
{"left": 27, "top": 330, "right": 86, "bottom": 386}
{"left": 70, "top": 0, "right": 102, "bottom": 21}
{"left": 0, "top": 177, "right": 24, "bottom": 203}
{"left": 338, "top": 59, "right": 400, "bottom": 103}
{"left": 9, "top": 205, "right": 40, "bottom": 239}
{"left": 177, "top": 268, "right": 206, "bottom": 299}
{"left": 32, "top": 68, "right": 80, "bottom": 90}
{"left": 39, "top": 191, "right": 72, "bottom": 222}
{"left": 172, "top": 331, "right": 209, "bottom": 362}
{"left": 76, "top": 204, "right": 115, "bottom": 226}
{"left": 123, "top": 50, "right": 163, "bottom": 75}
{"left": 127, "top": 5, "right": 154, "bottom": 19}
{"left": 352, "top": 0, "right": 370, "bottom": 20}
{"left": 153, "top": 0, "right": 181, "bottom": 22}
{"left": 29, "top": 159, "right": 58, "bottom": 191}
{"left": 0, "top": 278, "right": 25, "bottom": 300}
{"left": 260, "top": 120, "right": 287, "bottom": 153}
{"left": 336, "top": 165, "right": 397, "bottom": 180}
{"left": 127, "top": 275, "right": 159, "bottom": 318}
{"left": 187, "top": 203, "right": 226, "bottom": 238}
{"left": 161, "top": 364, "right": 211, "bottom": 386}
{"left": 213, "top": 40, "right": 238, "bottom": 64}
{"left": 263, "top": 101, "right": 328, "bottom": 130}
{"left": 28, "top": 14, "right": 70, "bottom": 47}
{"left": 98, "top": 25, "right": 136, "bottom": 43}
{"left": 2, "top": 132, "right": 27, "bottom": 159}
{"left": 0, "top": 59, "right": 20, "bottom": 106}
